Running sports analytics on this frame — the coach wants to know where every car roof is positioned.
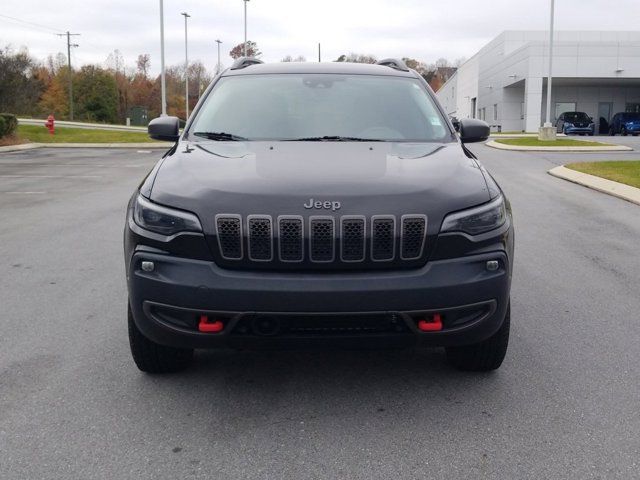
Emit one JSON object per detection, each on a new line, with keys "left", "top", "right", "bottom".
{"left": 222, "top": 61, "right": 418, "bottom": 78}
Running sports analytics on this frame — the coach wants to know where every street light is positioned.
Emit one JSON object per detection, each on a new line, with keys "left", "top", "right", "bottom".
{"left": 243, "top": 0, "right": 249, "bottom": 57}
{"left": 544, "top": 0, "right": 555, "bottom": 127}
{"left": 159, "top": 0, "right": 167, "bottom": 116}
{"left": 181, "top": 12, "right": 191, "bottom": 120}
{"left": 215, "top": 39, "right": 222, "bottom": 74}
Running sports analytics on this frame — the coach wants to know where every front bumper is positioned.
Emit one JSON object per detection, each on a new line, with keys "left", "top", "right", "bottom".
{"left": 564, "top": 126, "right": 594, "bottom": 134}
{"left": 127, "top": 249, "right": 512, "bottom": 350}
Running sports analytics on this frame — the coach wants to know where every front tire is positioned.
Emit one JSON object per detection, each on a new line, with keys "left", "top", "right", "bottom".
{"left": 446, "top": 303, "right": 510, "bottom": 372}
{"left": 128, "top": 304, "right": 194, "bottom": 373}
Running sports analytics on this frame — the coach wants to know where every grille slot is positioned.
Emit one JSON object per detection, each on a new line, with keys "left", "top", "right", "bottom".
{"left": 401, "top": 215, "right": 427, "bottom": 260}
{"left": 215, "top": 213, "right": 425, "bottom": 266}
{"left": 371, "top": 216, "right": 395, "bottom": 261}
{"left": 340, "top": 217, "right": 365, "bottom": 262}
{"left": 216, "top": 215, "right": 243, "bottom": 259}
{"left": 247, "top": 216, "right": 273, "bottom": 261}
{"left": 310, "top": 217, "right": 335, "bottom": 262}
{"left": 278, "top": 216, "right": 303, "bottom": 262}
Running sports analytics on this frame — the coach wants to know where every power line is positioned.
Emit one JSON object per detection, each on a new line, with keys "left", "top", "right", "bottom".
{"left": 0, "top": 13, "right": 64, "bottom": 34}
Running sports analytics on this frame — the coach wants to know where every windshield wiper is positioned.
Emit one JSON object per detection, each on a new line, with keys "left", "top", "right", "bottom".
{"left": 286, "top": 135, "right": 384, "bottom": 142}
{"left": 193, "top": 131, "right": 248, "bottom": 141}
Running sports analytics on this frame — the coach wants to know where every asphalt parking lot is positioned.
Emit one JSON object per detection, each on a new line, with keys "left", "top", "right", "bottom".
{"left": 1, "top": 141, "right": 640, "bottom": 479}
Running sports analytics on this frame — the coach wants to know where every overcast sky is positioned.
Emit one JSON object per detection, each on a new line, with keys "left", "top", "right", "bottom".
{"left": 1, "top": 0, "right": 639, "bottom": 75}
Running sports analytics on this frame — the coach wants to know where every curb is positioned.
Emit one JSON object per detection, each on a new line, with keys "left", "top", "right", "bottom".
{"left": 548, "top": 165, "right": 640, "bottom": 206}
{"left": 486, "top": 140, "right": 632, "bottom": 152}
{"left": 0, "top": 142, "right": 171, "bottom": 153}
{"left": 18, "top": 118, "right": 147, "bottom": 132}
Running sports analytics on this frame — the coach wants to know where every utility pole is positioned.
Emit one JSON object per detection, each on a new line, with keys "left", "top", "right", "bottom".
{"left": 181, "top": 12, "right": 191, "bottom": 120}
{"left": 243, "top": 0, "right": 249, "bottom": 57}
{"left": 57, "top": 31, "right": 80, "bottom": 120}
{"left": 159, "top": 0, "right": 167, "bottom": 116}
{"left": 215, "top": 39, "right": 222, "bottom": 74}
{"left": 318, "top": 43, "right": 321, "bottom": 62}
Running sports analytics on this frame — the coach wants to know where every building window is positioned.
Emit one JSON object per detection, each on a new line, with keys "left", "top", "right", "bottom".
{"left": 555, "top": 102, "right": 576, "bottom": 122}
{"left": 493, "top": 104, "right": 498, "bottom": 121}
{"left": 625, "top": 103, "right": 640, "bottom": 113}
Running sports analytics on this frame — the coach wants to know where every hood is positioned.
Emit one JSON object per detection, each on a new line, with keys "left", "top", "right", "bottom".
{"left": 149, "top": 140, "right": 491, "bottom": 228}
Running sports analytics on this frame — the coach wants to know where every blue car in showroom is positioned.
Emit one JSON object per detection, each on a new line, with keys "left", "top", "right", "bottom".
{"left": 555, "top": 111, "right": 595, "bottom": 136}
{"left": 608, "top": 112, "right": 640, "bottom": 136}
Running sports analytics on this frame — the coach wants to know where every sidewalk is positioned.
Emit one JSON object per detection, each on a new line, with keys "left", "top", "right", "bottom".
{"left": 486, "top": 140, "right": 632, "bottom": 152}
{"left": 0, "top": 142, "right": 170, "bottom": 154}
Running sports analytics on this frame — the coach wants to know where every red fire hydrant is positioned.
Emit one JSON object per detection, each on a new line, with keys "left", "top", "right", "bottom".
{"left": 45, "top": 114, "right": 55, "bottom": 135}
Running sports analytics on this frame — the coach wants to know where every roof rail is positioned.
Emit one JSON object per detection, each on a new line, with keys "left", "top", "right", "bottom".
{"left": 230, "top": 57, "right": 264, "bottom": 70}
{"left": 376, "top": 58, "right": 410, "bottom": 72}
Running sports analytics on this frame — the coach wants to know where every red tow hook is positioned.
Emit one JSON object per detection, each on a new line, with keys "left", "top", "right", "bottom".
{"left": 198, "top": 315, "right": 224, "bottom": 333}
{"left": 417, "top": 313, "right": 443, "bottom": 332}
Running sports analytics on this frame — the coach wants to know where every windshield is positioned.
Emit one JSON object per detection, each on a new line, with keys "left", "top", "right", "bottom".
{"left": 188, "top": 74, "right": 451, "bottom": 142}
{"left": 622, "top": 113, "right": 640, "bottom": 121}
{"left": 563, "top": 112, "right": 590, "bottom": 122}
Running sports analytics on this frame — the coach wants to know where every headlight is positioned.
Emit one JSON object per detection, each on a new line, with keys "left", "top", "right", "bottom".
{"left": 133, "top": 194, "right": 202, "bottom": 235}
{"left": 440, "top": 195, "right": 506, "bottom": 235}
{"left": 565, "top": 123, "right": 574, "bottom": 127}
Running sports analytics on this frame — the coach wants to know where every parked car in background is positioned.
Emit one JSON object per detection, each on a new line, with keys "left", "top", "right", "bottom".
{"left": 608, "top": 112, "right": 640, "bottom": 136}
{"left": 555, "top": 112, "right": 595, "bottom": 135}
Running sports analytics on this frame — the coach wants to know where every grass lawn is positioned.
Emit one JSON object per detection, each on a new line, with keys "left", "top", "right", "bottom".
{"left": 565, "top": 161, "right": 640, "bottom": 189}
{"left": 13, "top": 124, "right": 160, "bottom": 144}
{"left": 495, "top": 138, "right": 612, "bottom": 147}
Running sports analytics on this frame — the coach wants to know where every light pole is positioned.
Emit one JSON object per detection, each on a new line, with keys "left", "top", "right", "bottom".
{"left": 159, "top": 0, "right": 167, "bottom": 116}
{"left": 181, "top": 12, "right": 191, "bottom": 120}
{"left": 539, "top": 0, "right": 556, "bottom": 140}
{"left": 243, "top": 0, "right": 249, "bottom": 57}
{"left": 545, "top": 0, "right": 555, "bottom": 127}
{"left": 215, "top": 39, "right": 223, "bottom": 74}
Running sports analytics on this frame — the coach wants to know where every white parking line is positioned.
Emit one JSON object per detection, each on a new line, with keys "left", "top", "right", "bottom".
{"left": 3, "top": 191, "right": 47, "bottom": 194}
{"left": 0, "top": 175, "right": 101, "bottom": 178}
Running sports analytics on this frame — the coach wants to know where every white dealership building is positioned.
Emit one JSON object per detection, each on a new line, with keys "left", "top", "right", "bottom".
{"left": 436, "top": 31, "right": 640, "bottom": 133}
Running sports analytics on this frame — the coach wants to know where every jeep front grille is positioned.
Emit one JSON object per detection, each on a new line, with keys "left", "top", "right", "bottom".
{"left": 213, "top": 214, "right": 427, "bottom": 265}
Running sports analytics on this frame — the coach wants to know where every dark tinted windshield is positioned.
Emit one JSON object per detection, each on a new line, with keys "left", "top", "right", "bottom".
{"left": 622, "top": 113, "right": 640, "bottom": 121}
{"left": 189, "top": 74, "right": 451, "bottom": 142}
{"left": 563, "top": 112, "right": 590, "bottom": 122}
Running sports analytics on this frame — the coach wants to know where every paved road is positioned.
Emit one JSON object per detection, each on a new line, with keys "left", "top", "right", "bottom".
{"left": 1, "top": 145, "right": 639, "bottom": 479}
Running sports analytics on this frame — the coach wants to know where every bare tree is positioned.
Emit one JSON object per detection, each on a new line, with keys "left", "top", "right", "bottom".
{"left": 136, "top": 54, "right": 151, "bottom": 77}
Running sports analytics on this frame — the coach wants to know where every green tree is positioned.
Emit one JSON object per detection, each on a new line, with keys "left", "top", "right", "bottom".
{"left": 0, "top": 46, "right": 45, "bottom": 115}
{"left": 73, "top": 65, "right": 118, "bottom": 123}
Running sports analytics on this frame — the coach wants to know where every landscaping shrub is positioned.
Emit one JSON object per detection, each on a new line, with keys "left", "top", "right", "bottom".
{"left": 0, "top": 113, "right": 18, "bottom": 137}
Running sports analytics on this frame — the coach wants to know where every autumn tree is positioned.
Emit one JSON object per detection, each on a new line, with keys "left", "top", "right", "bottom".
{"left": 281, "top": 55, "right": 306, "bottom": 62}
{"left": 37, "top": 69, "right": 69, "bottom": 118}
{"left": 229, "top": 41, "right": 261, "bottom": 59}
{"left": 334, "top": 53, "right": 377, "bottom": 64}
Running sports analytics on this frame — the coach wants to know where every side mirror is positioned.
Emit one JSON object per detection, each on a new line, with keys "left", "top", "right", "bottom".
{"left": 459, "top": 118, "right": 490, "bottom": 143}
{"left": 148, "top": 116, "right": 180, "bottom": 141}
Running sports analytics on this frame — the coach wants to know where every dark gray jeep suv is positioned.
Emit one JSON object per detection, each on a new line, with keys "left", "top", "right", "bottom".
{"left": 124, "top": 58, "right": 514, "bottom": 373}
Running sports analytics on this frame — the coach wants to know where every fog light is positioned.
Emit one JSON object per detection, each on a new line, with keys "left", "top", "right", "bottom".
{"left": 486, "top": 260, "right": 499, "bottom": 271}
{"left": 141, "top": 261, "right": 155, "bottom": 272}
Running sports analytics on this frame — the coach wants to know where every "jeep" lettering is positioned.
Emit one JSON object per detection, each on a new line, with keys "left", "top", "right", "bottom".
{"left": 303, "top": 198, "right": 341, "bottom": 211}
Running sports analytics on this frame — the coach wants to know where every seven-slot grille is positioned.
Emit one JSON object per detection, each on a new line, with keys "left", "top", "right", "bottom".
{"left": 214, "top": 214, "right": 427, "bottom": 264}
